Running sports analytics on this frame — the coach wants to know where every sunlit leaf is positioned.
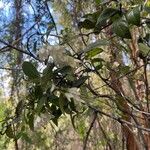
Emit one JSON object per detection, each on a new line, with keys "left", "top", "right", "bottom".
{"left": 91, "top": 58, "right": 103, "bottom": 70}
{"left": 82, "top": 39, "right": 109, "bottom": 54}
{"left": 85, "top": 48, "right": 103, "bottom": 59}
{"left": 138, "top": 43, "right": 150, "bottom": 56}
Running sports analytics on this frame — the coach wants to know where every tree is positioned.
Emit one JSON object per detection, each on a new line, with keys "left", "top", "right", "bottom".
{"left": 0, "top": 0, "right": 150, "bottom": 150}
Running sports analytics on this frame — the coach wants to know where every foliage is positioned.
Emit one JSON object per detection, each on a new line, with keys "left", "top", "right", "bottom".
{"left": 0, "top": 0, "right": 150, "bottom": 150}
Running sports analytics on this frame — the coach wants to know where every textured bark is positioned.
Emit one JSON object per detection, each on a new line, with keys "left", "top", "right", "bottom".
{"left": 109, "top": 38, "right": 140, "bottom": 150}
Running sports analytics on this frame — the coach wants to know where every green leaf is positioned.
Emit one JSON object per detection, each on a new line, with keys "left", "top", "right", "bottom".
{"left": 5, "top": 125, "right": 14, "bottom": 139}
{"left": 91, "top": 58, "right": 103, "bottom": 70}
{"left": 72, "top": 76, "right": 89, "bottom": 88}
{"left": 34, "top": 85, "right": 43, "bottom": 99}
{"left": 28, "top": 113, "right": 34, "bottom": 131}
{"left": 16, "top": 131, "right": 23, "bottom": 140}
{"left": 69, "top": 99, "right": 76, "bottom": 112}
{"left": 22, "top": 61, "right": 40, "bottom": 79}
{"left": 52, "top": 117, "right": 58, "bottom": 126}
{"left": 59, "top": 93, "right": 72, "bottom": 114}
{"left": 82, "top": 39, "right": 109, "bottom": 54}
{"left": 51, "top": 107, "right": 62, "bottom": 126}
{"left": 55, "top": 65, "right": 73, "bottom": 76}
{"left": 43, "top": 64, "right": 54, "bottom": 78}
{"left": 78, "top": 19, "right": 96, "bottom": 29}
{"left": 49, "top": 94, "right": 59, "bottom": 106}
{"left": 126, "top": 6, "right": 141, "bottom": 26}
{"left": 95, "top": 0, "right": 101, "bottom": 4}
{"left": 41, "top": 64, "right": 53, "bottom": 88}
{"left": 55, "top": 65, "right": 75, "bottom": 82}
{"left": 79, "top": 11, "right": 100, "bottom": 29}
{"left": 118, "top": 66, "right": 130, "bottom": 75}
{"left": 59, "top": 93, "right": 68, "bottom": 114}
{"left": 21, "top": 133, "right": 32, "bottom": 143}
{"left": 86, "top": 48, "right": 103, "bottom": 59}
{"left": 112, "top": 18, "right": 131, "bottom": 39}
{"left": 36, "top": 96, "right": 46, "bottom": 114}
{"left": 96, "top": 8, "right": 120, "bottom": 28}
{"left": 138, "top": 43, "right": 150, "bottom": 56}
{"left": 51, "top": 106, "right": 62, "bottom": 118}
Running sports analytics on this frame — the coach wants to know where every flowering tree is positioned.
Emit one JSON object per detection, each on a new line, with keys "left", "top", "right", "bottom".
{"left": 1, "top": 0, "right": 150, "bottom": 150}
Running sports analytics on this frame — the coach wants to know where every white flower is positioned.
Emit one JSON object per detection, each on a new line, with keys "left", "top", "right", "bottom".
{"left": 113, "top": 61, "right": 120, "bottom": 68}
{"left": 37, "top": 47, "right": 49, "bottom": 60}
{"left": 37, "top": 44, "right": 75, "bottom": 67}
{"left": 65, "top": 88, "right": 84, "bottom": 103}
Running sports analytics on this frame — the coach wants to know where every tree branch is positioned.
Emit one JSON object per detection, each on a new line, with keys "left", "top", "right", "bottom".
{"left": 83, "top": 110, "right": 97, "bottom": 150}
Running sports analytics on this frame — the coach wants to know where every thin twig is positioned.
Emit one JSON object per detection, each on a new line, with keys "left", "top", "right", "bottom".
{"left": 83, "top": 111, "right": 97, "bottom": 150}
{"left": 87, "top": 104, "right": 150, "bottom": 132}
{"left": 0, "top": 67, "right": 21, "bottom": 71}
{"left": 0, "top": 39, "right": 40, "bottom": 61}
{"left": 97, "top": 117, "right": 113, "bottom": 150}
{"left": 93, "top": 64, "right": 144, "bottom": 91}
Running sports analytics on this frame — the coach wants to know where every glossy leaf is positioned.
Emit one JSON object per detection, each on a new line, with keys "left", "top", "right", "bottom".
{"left": 36, "top": 96, "right": 46, "bottom": 114}
{"left": 22, "top": 61, "right": 40, "bottom": 79}
{"left": 78, "top": 11, "right": 100, "bottom": 29}
{"left": 86, "top": 48, "right": 103, "bottom": 59}
{"left": 72, "top": 76, "right": 89, "bottom": 88}
{"left": 112, "top": 18, "right": 131, "bottom": 39}
{"left": 55, "top": 65, "right": 73, "bottom": 76}
{"left": 82, "top": 39, "right": 109, "bottom": 54}
{"left": 51, "top": 107, "right": 62, "bottom": 126}
{"left": 78, "top": 19, "right": 96, "bottom": 29}
{"left": 96, "top": 8, "right": 120, "bottom": 28}
{"left": 126, "top": 6, "right": 141, "bottom": 26}
{"left": 49, "top": 94, "right": 59, "bottom": 106}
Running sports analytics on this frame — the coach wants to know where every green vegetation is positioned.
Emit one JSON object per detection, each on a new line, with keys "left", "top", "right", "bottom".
{"left": 0, "top": 0, "right": 150, "bottom": 149}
